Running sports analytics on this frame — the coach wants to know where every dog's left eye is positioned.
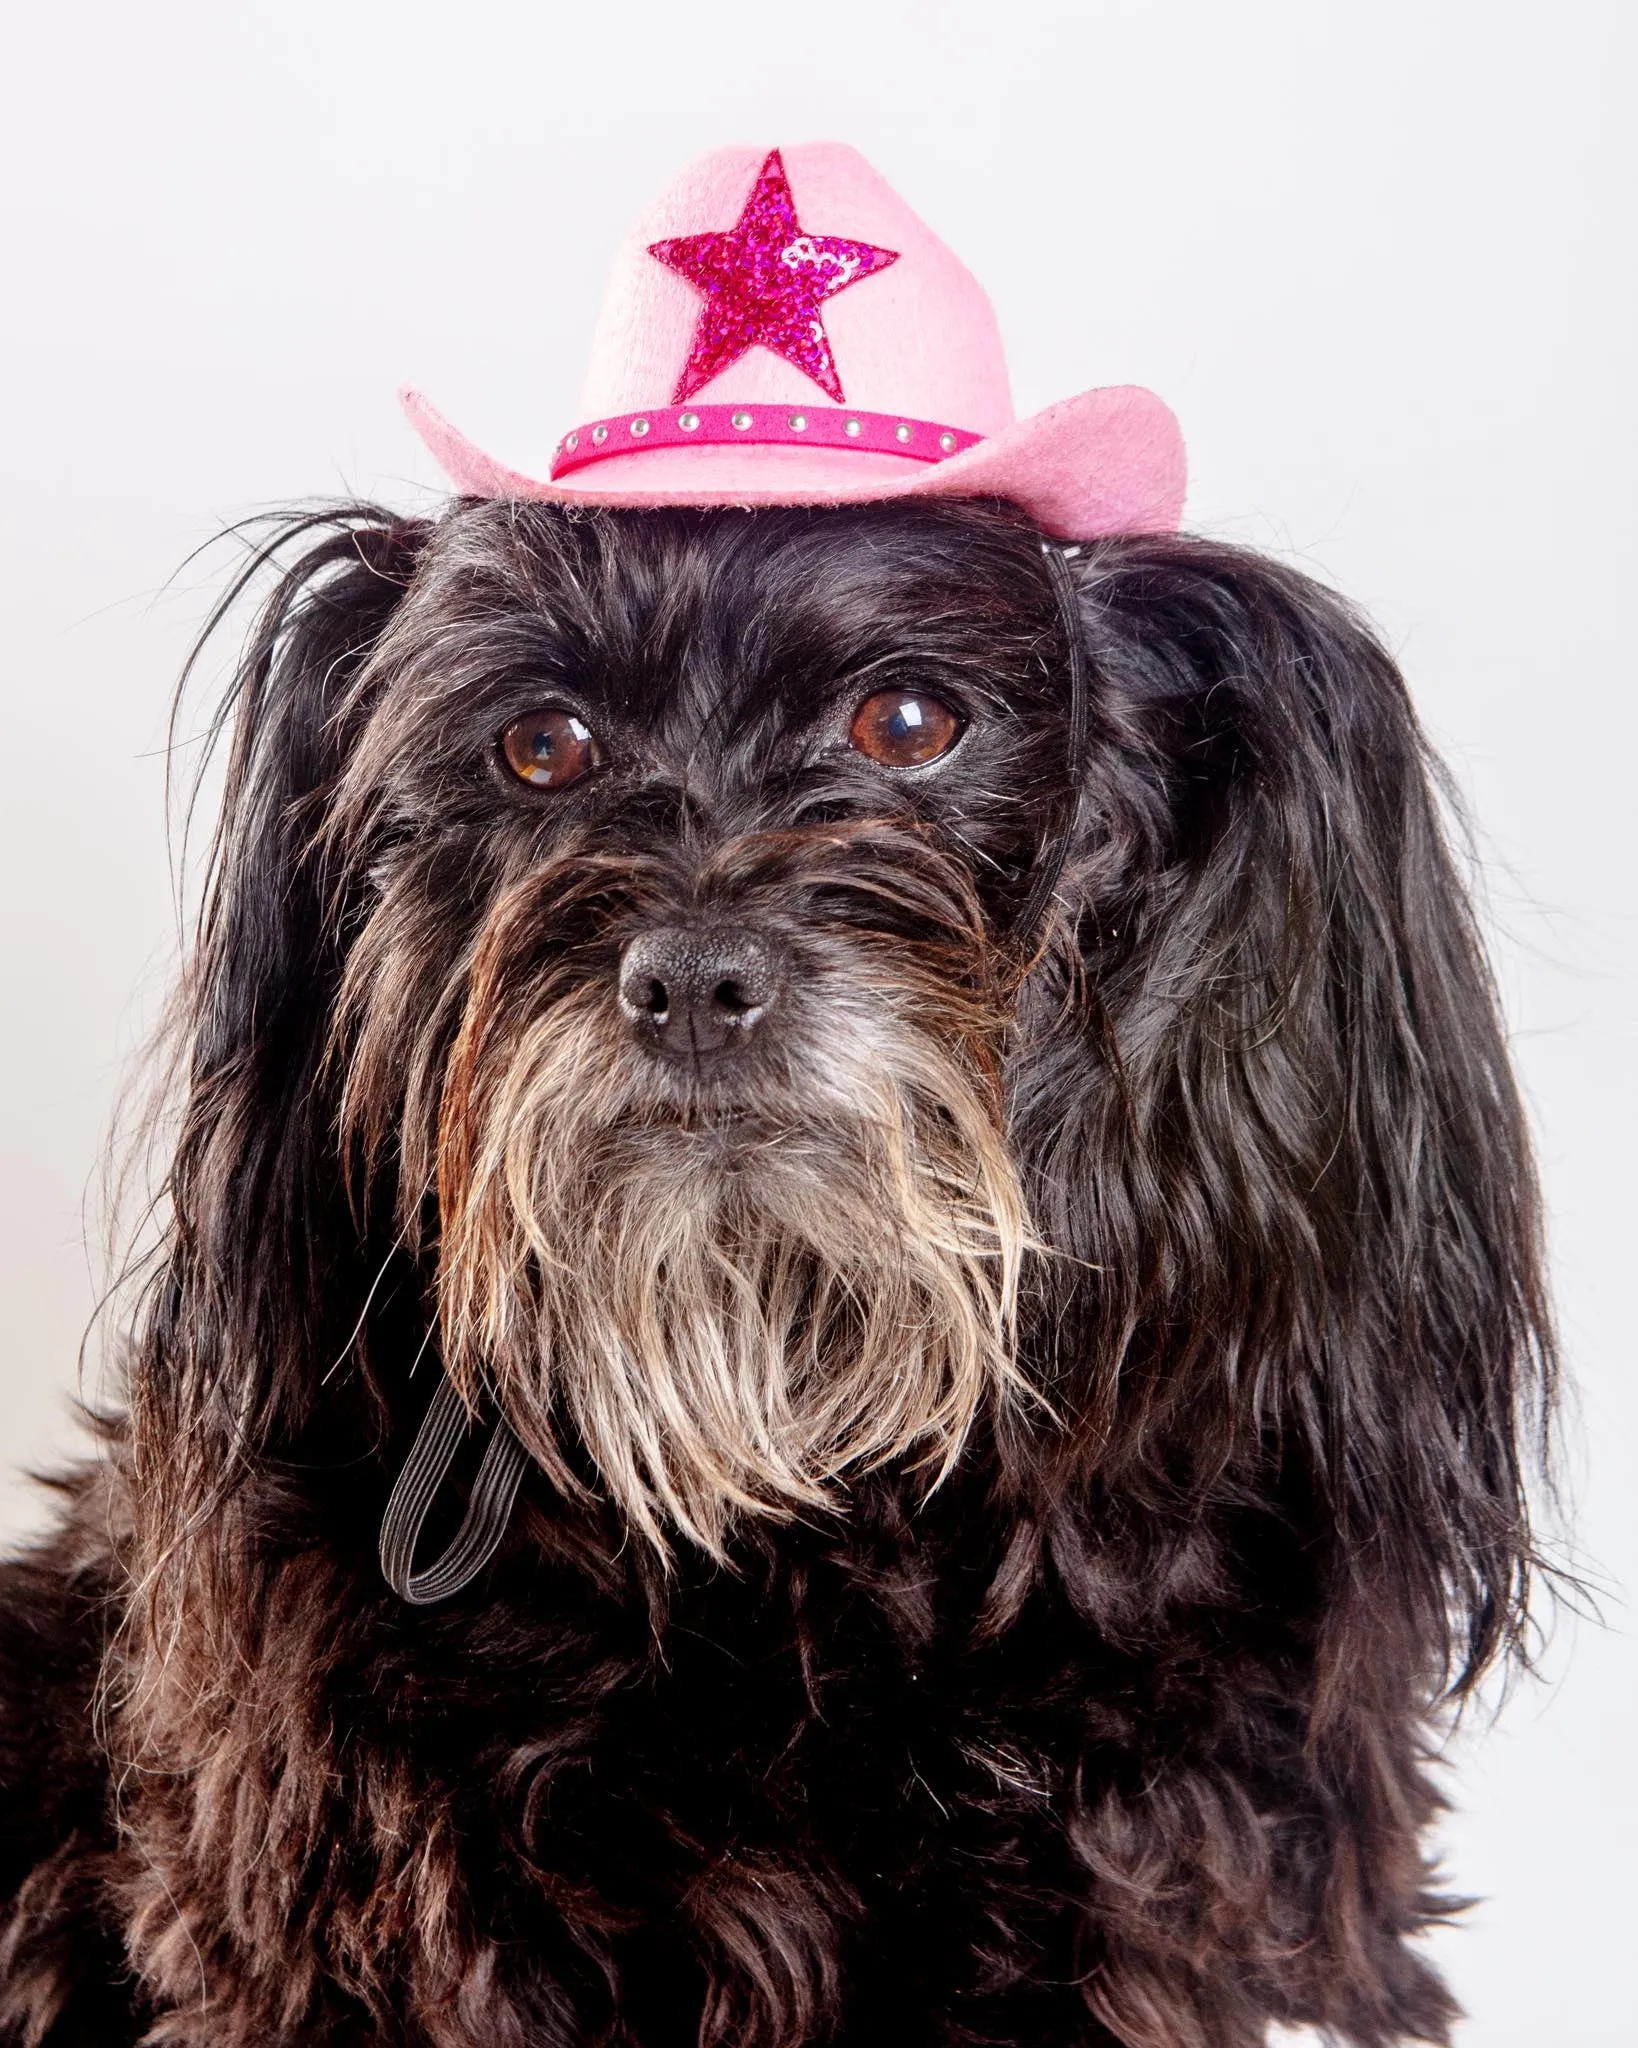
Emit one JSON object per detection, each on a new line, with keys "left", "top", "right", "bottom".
{"left": 499, "top": 708, "right": 602, "bottom": 790}
{"left": 848, "top": 690, "right": 964, "bottom": 768}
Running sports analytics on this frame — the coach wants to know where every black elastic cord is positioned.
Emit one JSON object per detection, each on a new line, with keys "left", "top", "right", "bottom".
{"left": 1015, "top": 543, "right": 1089, "bottom": 944}
{"left": 378, "top": 1374, "right": 532, "bottom": 1605}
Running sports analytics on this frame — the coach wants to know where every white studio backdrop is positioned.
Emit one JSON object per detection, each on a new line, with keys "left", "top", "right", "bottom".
{"left": 0, "top": 2, "right": 1632, "bottom": 2040}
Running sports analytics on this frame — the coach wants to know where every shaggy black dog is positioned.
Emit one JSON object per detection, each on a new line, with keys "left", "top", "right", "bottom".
{"left": 0, "top": 498, "right": 1551, "bottom": 2047}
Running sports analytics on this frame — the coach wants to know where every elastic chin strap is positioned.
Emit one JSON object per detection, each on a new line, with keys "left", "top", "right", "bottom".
{"left": 378, "top": 1375, "right": 530, "bottom": 1604}
{"left": 377, "top": 542, "right": 1089, "bottom": 1606}
{"left": 1015, "top": 542, "right": 1089, "bottom": 944}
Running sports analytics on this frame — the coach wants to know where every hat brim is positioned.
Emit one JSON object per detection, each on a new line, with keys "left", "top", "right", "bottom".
{"left": 401, "top": 384, "right": 1185, "bottom": 541}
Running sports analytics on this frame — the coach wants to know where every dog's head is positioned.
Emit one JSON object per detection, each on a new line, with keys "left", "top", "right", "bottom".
{"left": 137, "top": 497, "right": 1550, "bottom": 1685}
{"left": 327, "top": 502, "right": 1062, "bottom": 1554}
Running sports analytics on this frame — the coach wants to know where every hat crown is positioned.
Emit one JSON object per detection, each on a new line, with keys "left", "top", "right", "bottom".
{"left": 401, "top": 139, "right": 1185, "bottom": 539}
{"left": 577, "top": 143, "right": 1016, "bottom": 436}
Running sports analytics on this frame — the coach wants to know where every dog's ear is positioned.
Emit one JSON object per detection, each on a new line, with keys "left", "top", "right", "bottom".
{"left": 1013, "top": 537, "right": 1554, "bottom": 1699}
{"left": 131, "top": 508, "right": 433, "bottom": 1539}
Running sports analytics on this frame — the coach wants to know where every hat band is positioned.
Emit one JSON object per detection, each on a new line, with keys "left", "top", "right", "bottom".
{"left": 550, "top": 404, "right": 984, "bottom": 480}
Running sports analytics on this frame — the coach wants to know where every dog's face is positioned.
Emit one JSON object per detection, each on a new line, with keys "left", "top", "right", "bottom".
{"left": 326, "top": 503, "right": 1068, "bottom": 1552}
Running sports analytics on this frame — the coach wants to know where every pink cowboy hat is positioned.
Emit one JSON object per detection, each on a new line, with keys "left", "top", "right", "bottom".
{"left": 404, "top": 142, "right": 1185, "bottom": 540}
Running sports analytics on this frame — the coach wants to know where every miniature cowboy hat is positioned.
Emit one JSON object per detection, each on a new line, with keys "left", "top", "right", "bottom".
{"left": 404, "top": 142, "right": 1185, "bottom": 540}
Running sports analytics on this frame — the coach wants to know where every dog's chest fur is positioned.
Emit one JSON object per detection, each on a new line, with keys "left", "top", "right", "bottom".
{"left": 2, "top": 1452, "right": 1441, "bottom": 2048}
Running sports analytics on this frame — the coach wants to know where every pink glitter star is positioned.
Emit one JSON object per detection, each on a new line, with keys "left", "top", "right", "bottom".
{"left": 648, "top": 149, "right": 899, "bottom": 405}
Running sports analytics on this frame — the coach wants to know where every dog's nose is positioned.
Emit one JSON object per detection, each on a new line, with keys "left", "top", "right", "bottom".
{"left": 617, "top": 926, "right": 784, "bottom": 1059}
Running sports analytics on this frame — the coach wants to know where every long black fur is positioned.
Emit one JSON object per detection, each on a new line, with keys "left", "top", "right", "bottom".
{"left": 0, "top": 498, "right": 1552, "bottom": 2046}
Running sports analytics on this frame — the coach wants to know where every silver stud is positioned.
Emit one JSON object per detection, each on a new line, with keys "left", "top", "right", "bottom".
{"left": 938, "top": 431, "right": 957, "bottom": 454}
{"left": 731, "top": 410, "right": 753, "bottom": 430}
{"left": 565, "top": 431, "right": 580, "bottom": 450}
{"left": 678, "top": 411, "right": 700, "bottom": 431}
{"left": 787, "top": 413, "right": 807, "bottom": 431}
{"left": 630, "top": 417, "right": 650, "bottom": 436}
{"left": 894, "top": 423, "right": 912, "bottom": 443}
{"left": 844, "top": 417, "right": 862, "bottom": 438}
{"left": 591, "top": 424, "right": 608, "bottom": 445}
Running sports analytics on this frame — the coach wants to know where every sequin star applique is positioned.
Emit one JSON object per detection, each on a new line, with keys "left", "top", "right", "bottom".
{"left": 648, "top": 149, "right": 899, "bottom": 405}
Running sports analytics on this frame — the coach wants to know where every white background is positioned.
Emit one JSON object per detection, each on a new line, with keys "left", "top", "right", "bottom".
{"left": 0, "top": 3, "right": 1632, "bottom": 2040}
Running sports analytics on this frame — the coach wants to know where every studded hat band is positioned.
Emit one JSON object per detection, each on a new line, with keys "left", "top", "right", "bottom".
{"left": 549, "top": 404, "right": 984, "bottom": 482}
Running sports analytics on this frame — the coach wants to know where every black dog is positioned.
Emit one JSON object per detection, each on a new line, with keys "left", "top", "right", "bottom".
{"left": 0, "top": 498, "right": 1551, "bottom": 2046}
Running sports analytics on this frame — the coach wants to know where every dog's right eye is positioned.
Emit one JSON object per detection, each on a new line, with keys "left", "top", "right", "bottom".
{"left": 499, "top": 708, "right": 602, "bottom": 790}
{"left": 848, "top": 689, "right": 964, "bottom": 768}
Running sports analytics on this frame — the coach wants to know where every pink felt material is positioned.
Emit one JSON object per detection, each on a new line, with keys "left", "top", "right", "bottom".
{"left": 403, "top": 142, "right": 1187, "bottom": 540}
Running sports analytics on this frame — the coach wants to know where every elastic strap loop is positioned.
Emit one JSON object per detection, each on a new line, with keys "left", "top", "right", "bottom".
{"left": 378, "top": 1374, "right": 531, "bottom": 1605}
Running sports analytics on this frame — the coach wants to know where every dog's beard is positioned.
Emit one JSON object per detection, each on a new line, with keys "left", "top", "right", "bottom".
{"left": 436, "top": 965, "right": 1029, "bottom": 1557}
{"left": 345, "top": 847, "right": 1032, "bottom": 1557}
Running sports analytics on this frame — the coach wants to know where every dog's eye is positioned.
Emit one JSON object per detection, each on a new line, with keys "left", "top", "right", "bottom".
{"left": 499, "top": 708, "right": 601, "bottom": 790}
{"left": 848, "top": 690, "right": 964, "bottom": 768}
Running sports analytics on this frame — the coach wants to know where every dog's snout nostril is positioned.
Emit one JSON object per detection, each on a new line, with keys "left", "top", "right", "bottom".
{"left": 618, "top": 927, "right": 783, "bottom": 1060}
